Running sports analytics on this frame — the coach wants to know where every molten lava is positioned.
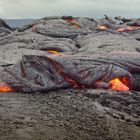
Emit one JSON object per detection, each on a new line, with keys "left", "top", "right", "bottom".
{"left": 116, "top": 26, "right": 140, "bottom": 32}
{"left": 0, "top": 82, "right": 13, "bottom": 92}
{"left": 96, "top": 26, "right": 109, "bottom": 31}
{"left": 47, "top": 50, "right": 59, "bottom": 54}
{"left": 109, "top": 78, "right": 129, "bottom": 91}
{"left": 47, "top": 57, "right": 80, "bottom": 88}
{"left": 63, "top": 17, "right": 81, "bottom": 29}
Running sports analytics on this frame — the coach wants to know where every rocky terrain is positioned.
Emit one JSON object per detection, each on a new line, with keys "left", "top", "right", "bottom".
{"left": 0, "top": 16, "right": 140, "bottom": 140}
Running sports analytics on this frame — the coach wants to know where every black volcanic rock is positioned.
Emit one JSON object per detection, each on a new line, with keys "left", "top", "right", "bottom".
{"left": 0, "top": 18, "right": 12, "bottom": 37}
{"left": 0, "top": 16, "right": 140, "bottom": 140}
{"left": 0, "top": 18, "right": 11, "bottom": 29}
{"left": 0, "top": 16, "right": 140, "bottom": 93}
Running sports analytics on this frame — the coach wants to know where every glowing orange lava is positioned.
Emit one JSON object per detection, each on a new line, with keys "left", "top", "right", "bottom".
{"left": 71, "top": 21, "right": 81, "bottom": 29}
{"left": 116, "top": 26, "right": 140, "bottom": 32}
{"left": 109, "top": 78, "right": 129, "bottom": 91}
{"left": 96, "top": 26, "right": 109, "bottom": 31}
{"left": 0, "top": 82, "right": 13, "bottom": 92}
{"left": 47, "top": 50, "right": 59, "bottom": 54}
{"left": 63, "top": 17, "right": 81, "bottom": 29}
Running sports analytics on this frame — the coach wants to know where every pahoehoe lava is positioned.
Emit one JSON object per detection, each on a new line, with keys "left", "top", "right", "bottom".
{"left": 0, "top": 16, "right": 140, "bottom": 140}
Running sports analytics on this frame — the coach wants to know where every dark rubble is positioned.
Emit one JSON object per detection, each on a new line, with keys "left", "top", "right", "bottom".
{"left": 0, "top": 16, "right": 140, "bottom": 140}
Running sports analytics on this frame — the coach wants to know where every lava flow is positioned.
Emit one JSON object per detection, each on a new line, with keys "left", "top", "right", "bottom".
{"left": 47, "top": 50, "right": 59, "bottom": 54}
{"left": 116, "top": 26, "right": 140, "bottom": 32}
{"left": 109, "top": 78, "right": 129, "bottom": 91}
{"left": 40, "top": 49, "right": 60, "bottom": 55}
{"left": 47, "top": 57, "right": 80, "bottom": 88}
{"left": 96, "top": 25, "right": 109, "bottom": 31}
{"left": 63, "top": 16, "right": 81, "bottom": 29}
{"left": 0, "top": 82, "right": 13, "bottom": 92}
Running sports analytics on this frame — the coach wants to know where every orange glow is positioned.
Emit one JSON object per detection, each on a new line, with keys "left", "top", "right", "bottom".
{"left": 64, "top": 76, "right": 79, "bottom": 88}
{"left": 71, "top": 21, "right": 81, "bottom": 29}
{"left": 73, "top": 24, "right": 81, "bottom": 29}
{"left": 0, "top": 82, "right": 13, "bottom": 92}
{"left": 96, "top": 26, "right": 109, "bottom": 31}
{"left": 47, "top": 50, "right": 59, "bottom": 54}
{"left": 116, "top": 28, "right": 125, "bottom": 32}
{"left": 109, "top": 78, "right": 129, "bottom": 91}
{"left": 47, "top": 58, "right": 79, "bottom": 88}
{"left": 64, "top": 18, "right": 81, "bottom": 29}
{"left": 116, "top": 26, "right": 140, "bottom": 32}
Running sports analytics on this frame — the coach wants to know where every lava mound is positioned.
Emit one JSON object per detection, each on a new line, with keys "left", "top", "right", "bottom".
{"left": 0, "top": 16, "right": 140, "bottom": 93}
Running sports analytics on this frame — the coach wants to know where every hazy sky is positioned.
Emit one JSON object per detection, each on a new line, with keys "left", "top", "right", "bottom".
{"left": 0, "top": 0, "right": 139, "bottom": 19}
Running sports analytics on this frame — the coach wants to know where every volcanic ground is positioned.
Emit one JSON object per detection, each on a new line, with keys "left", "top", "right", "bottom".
{"left": 0, "top": 16, "right": 140, "bottom": 140}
